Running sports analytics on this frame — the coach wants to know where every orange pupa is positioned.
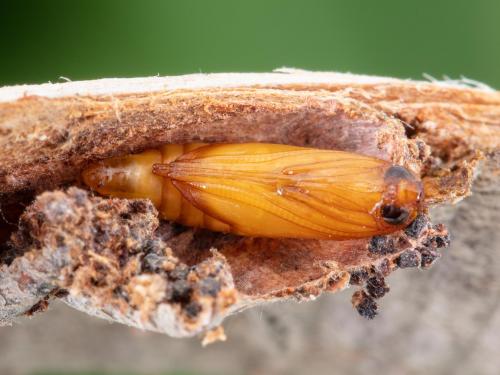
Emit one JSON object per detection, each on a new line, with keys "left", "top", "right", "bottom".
{"left": 82, "top": 143, "right": 423, "bottom": 240}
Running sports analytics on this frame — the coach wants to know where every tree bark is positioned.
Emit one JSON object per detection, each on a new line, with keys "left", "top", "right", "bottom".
{"left": 0, "top": 70, "right": 498, "bottom": 365}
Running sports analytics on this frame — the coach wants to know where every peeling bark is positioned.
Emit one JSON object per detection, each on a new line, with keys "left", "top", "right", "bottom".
{"left": 0, "top": 70, "right": 498, "bottom": 338}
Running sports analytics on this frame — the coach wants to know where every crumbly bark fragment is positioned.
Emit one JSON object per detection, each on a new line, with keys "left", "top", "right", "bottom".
{"left": 1, "top": 188, "right": 237, "bottom": 336}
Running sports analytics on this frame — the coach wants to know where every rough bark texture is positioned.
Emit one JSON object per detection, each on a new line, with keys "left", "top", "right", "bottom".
{"left": 0, "top": 70, "right": 499, "bottom": 350}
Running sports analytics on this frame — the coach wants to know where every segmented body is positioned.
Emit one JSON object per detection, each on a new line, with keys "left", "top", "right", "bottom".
{"left": 82, "top": 143, "right": 423, "bottom": 240}
{"left": 159, "top": 143, "right": 231, "bottom": 232}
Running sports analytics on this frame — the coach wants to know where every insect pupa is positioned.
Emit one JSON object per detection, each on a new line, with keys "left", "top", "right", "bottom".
{"left": 82, "top": 143, "right": 423, "bottom": 240}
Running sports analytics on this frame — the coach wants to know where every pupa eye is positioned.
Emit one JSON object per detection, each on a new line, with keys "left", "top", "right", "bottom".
{"left": 381, "top": 204, "right": 409, "bottom": 225}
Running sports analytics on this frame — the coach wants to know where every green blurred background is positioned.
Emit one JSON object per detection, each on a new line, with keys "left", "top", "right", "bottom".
{"left": 1, "top": 0, "right": 499, "bottom": 88}
{"left": 0, "top": 1, "right": 499, "bottom": 375}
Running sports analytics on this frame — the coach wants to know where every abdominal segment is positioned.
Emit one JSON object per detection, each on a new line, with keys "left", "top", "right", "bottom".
{"left": 82, "top": 143, "right": 422, "bottom": 240}
{"left": 81, "top": 143, "right": 229, "bottom": 232}
{"left": 158, "top": 144, "right": 230, "bottom": 232}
